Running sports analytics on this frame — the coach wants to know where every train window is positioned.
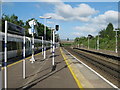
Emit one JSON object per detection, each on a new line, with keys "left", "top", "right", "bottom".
{"left": 0, "top": 41, "right": 2, "bottom": 52}
{"left": 7, "top": 41, "right": 17, "bottom": 51}
{"left": 7, "top": 41, "right": 12, "bottom": 51}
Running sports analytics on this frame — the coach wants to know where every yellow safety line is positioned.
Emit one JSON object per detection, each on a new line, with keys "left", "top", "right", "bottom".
{"left": 2, "top": 51, "right": 43, "bottom": 69}
{"left": 60, "top": 48, "right": 83, "bottom": 89}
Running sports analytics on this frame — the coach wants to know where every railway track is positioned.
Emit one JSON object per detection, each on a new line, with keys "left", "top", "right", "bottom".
{"left": 74, "top": 48, "right": 120, "bottom": 60}
{"left": 64, "top": 47, "right": 120, "bottom": 87}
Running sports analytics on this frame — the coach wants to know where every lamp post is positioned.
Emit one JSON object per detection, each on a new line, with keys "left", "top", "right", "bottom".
{"left": 39, "top": 16, "right": 52, "bottom": 59}
{"left": 48, "top": 27, "right": 53, "bottom": 53}
{"left": 113, "top": 29, "right": 119, "bottom": 53}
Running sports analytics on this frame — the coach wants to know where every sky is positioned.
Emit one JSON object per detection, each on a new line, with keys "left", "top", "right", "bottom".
{"left": 1, "top": 1, "right": 119, "bottom": 39}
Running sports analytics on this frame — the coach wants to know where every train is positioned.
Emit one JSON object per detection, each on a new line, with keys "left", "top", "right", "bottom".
{"left": 0, "top": 31, "right": 54, "bottom": 63}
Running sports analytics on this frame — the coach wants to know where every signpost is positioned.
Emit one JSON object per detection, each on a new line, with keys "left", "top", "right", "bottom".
{"left": 28, "top": 20, "right": 36, "bottom": 63}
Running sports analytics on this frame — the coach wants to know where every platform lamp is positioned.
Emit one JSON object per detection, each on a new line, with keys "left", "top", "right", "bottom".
{"left": 39, "top": 16, "right": 52, "bottom": 59}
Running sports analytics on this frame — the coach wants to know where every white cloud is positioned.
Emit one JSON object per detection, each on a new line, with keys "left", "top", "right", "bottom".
{"left": 44, "top": 3, "right": 98, "bottom": 22}
{"left": 91, "top": 10, "right": 119, "bottom": 25}
{"left": 74, "top": 10, "right": 119, "bottom": 37}
{"left": 75, "top": 25, "right": 97, "bottom": 33}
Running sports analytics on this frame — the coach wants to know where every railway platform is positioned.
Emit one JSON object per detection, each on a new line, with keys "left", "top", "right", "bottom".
{"left": 2, "top": 47, "right": 118, "bottom": 89}
{"left": 2, "top": 48, "right": 78, "bottom": 89}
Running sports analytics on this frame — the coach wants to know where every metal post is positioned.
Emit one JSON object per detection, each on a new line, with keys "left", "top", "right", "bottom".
{"left": 42, "top": 36, "right": 44, "bottom": 55}
{"left": 113, "top": 29, "right": 119, "bottom": 53}
{"left": 52, "top": 29, "right": 55, "bottom": 66}
{"left": 30, "top": 21, "right": 35, "bottom": 63}
{"left": 97, "top": 35, "right": 99, "bottom": 50}
{"left": 55, "top": 35, "right": 57, "bottom": 48}
{"left": 44, "top": 18, "right": 46, "bottom": 59}
{"left": 88, "top": 37, "right": 89, "bottom": 49}
{"left": 115, "top": 31, "right": 118, "bottom": 53}
{"left": 4, "top": 21, "right": 7, "bottom": 89}
{"left": 51, "top": 29, "right": 52, "bottom": 53}
{"left": 0, "top": 5, "right": 2, "bottom": 88}
{"left": 0, "top": 64, "right": 2, "bottom": 90}
{"left": 23, "top": 35, "right": 26, "bottom": 79}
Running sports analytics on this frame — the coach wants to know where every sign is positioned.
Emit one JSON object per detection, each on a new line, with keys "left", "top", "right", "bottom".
{"left": 7, "top": 22, "right": 25, "bottom": 35}
{"left": 28, "top": 20, "right": 37, "bottom": 35}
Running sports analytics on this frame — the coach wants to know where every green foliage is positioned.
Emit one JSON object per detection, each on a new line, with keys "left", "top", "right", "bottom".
{"left": 1, "top": 14, "right": 54, "bottom": 40}
{"left": 74, "top": 23, "right": 120, "bottom": 51}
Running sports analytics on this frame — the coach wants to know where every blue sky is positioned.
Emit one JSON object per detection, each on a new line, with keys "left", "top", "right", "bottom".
{"left": 2, "top": 2, "right": 119, "bottom": 39}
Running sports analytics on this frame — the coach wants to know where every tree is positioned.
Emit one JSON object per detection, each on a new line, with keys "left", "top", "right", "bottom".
{"left": 106, "top": 23, "right": 115, "bottom": 39}
{"left": 2, "top": 14, "right": 53, "bottom": 40}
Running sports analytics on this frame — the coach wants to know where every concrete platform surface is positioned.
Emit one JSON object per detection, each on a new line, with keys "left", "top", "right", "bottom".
{"left": 2, "top": 48, "right": 79, "bottom": 89}
{"left": 62, "top": 47, "right": 118, "bottom": 89}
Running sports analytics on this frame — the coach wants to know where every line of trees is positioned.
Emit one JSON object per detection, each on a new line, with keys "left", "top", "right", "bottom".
{"left": 1, "top": 14, "right": 53, "bottom": 40}
{"left": 74, "top": 23, "right": 120, "bottom": 51}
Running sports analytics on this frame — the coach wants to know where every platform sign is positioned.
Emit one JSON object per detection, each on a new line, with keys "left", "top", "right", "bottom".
{"left": 28, "top": 20, "right": 37, "bottom": 35}
{"left": 7, "top": 22, "right": 25, "bottom": 35}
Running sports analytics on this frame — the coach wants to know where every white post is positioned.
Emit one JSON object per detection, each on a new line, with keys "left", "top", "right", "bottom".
{"left": 115, "top": 31, "right": 118, "bottom": 53}
{"left": 113, "top": 29, "right": 119, "bottom": 53}
{"left": 97, "top": 35, "right": 99, "bottom": 50}
{"left": 23, "top": 35, "right": 26, "bottom": 79}
{"left": 4, "top": 21, "right": 7, "bottom": 89}
{"left": 88, "top": 37, "right": 89, "bottom": 49}
{"left": 44, "top": 18, "right": 46, "bottom": 59}
{"left": 30, "top": 21, "right": 35, "bottom": 63}
{"left": 52, "top": 29, "right": 55, "bottom": 66}
{"left": 0, "top": 64, "right": 2, "bottom": 90}
{"left": 42, "top": 36, "right": 44, "bottom": 55}
{"left": 51, "top": 29, "right": 52, "bottom": 53}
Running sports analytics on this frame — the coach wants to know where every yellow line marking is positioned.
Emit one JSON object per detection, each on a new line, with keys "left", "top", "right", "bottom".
{"left": 60, "top": 48, "right": 83, "bottom": 89}
{"left": 2, "top": 51, "right": 43, "bottom": 70}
